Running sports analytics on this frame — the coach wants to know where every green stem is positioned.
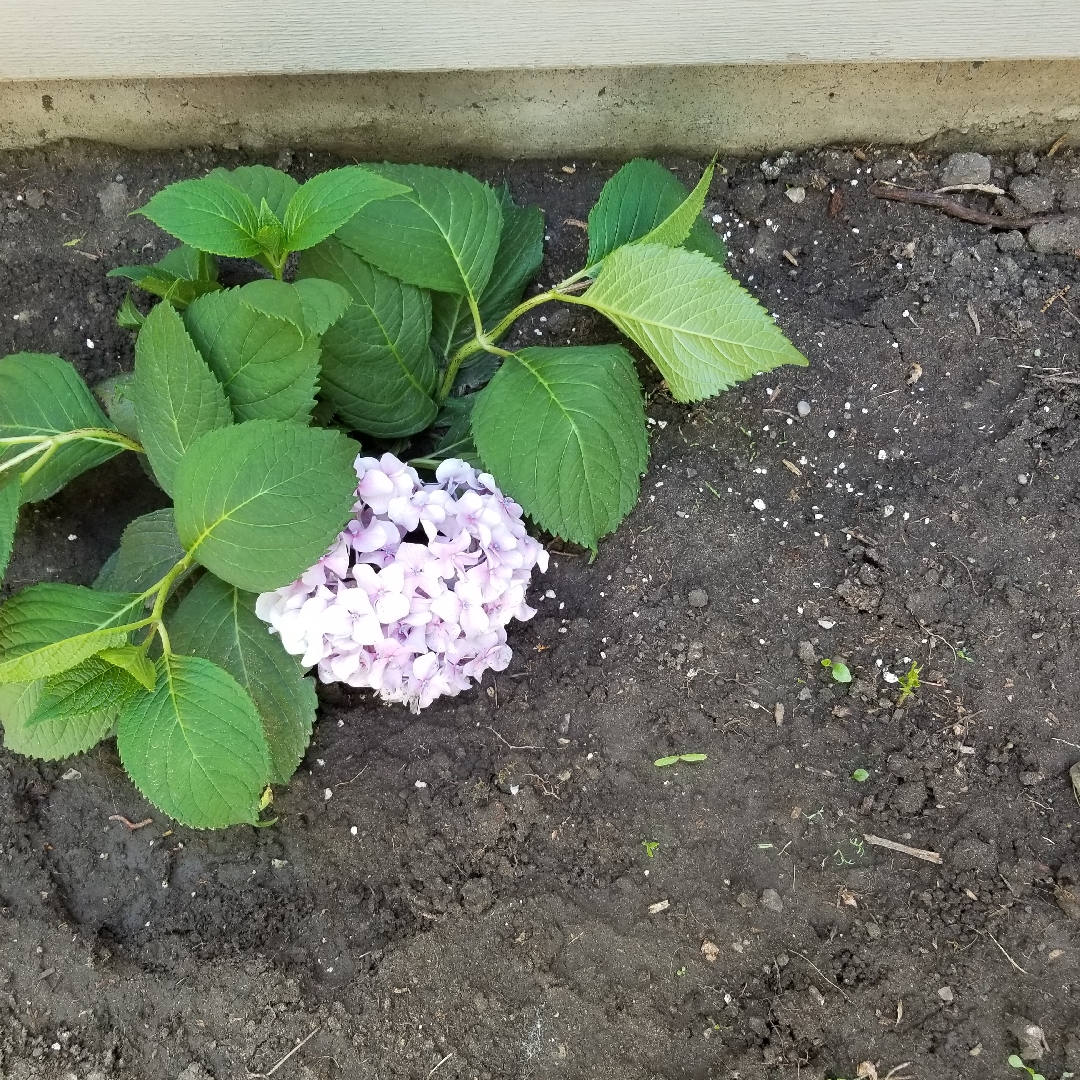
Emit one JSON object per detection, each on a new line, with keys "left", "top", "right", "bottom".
{"left": 149, "top": 554, "right": 194, "bottom": 624}
{"left": 0, "top": 441, "right": 51, "bottom": 478}
{"left": 18, "top": 441, "right": 58, "bottom": 486}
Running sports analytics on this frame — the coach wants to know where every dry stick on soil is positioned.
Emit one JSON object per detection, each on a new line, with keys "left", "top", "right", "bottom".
{"left": 246, "top": 1026, "right": 322, "bottom": 1079}
{"left": 870, "top": 183, "right": 1053, "bottom": 230}
{"left": 863, "top": 834, "right": 943, "bottom": 865}
{"left": 980, "top": 928, "right": 1030, "bottom": 975}
{"left": 788, "top": 950, "right": 852, "bottom": 1003}
{"left": 427, "top": 1051, "right": 455, "bottom": 1078}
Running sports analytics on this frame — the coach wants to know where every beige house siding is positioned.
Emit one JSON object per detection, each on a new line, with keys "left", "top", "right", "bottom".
{"left": 1, "top": 4, "right": 1078, "bottom": 153}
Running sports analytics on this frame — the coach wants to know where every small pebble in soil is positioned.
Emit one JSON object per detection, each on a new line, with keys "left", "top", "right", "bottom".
{"left": 760, "top": 889, "right": 784, "bottom": 914}
{"left": 937, "top": 986, "right": 954, "bottom": 1003}
{"left": 796, "top": 399, "right": 811, "bottom": 417}
{"left": 687, "top": 589, "right": 709, "bottom": 608}
{"left": 1018, "top": 474, "right": 1029, "bottom": 485}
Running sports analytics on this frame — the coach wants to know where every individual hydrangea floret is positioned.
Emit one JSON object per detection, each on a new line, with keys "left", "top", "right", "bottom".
{"left": 255, "top": 454, "right": 548, "bottom": 712}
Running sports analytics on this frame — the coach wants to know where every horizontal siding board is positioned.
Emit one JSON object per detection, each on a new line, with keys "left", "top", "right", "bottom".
{"left": 3, "top": 1, "right": 1080, "bottom": 81}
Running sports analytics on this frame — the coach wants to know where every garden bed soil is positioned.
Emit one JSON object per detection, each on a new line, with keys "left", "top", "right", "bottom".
{"left": 1, "top": 143, "right": 1079, "bottom": 1080}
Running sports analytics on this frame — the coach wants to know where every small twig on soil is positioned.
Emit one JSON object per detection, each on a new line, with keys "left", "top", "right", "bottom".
{"left": 1033, "top": 371, "right": 1080, "bottom": 386}
{"left": 980, "top": 929, "right": 1029, "bottom": 975}
{"left": 935, "top": 183, "right": 1005, "bottom": 196}
{"left": 246, "top": 1026, "right": 322, "bottom": 1079}
{"left": 949, "top": 554, "right": 979, "bottom": 596}
{"left": 788, "top": 950, "right": 852, "bottom": 1002}
{"left": 864, "top": 833, "right": 943, "bottom": 865}
{"left": 108, "top": 815, "right": 153, "bottom": 831}
{"left": 870, "top": 182, "right": 1053, "bottom": 230}
{"left": 334, "top": 766, "right": 369, "bottom": 788}
{"left": 427, "top": 1051, "right": 454, "bottom": 1077}
{"left": 486, "top": 726, "right": 543, "bottom": 751}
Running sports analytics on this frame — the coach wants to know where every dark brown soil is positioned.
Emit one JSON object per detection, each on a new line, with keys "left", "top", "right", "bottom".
{"left": 1, "top": 142, "right": 1079, "bottom": 1080}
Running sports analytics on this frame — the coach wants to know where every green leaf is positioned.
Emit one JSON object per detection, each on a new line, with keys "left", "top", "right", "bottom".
{"left": 206, "top": 165, "right": 299, "bottom": 222}
{"left": 184, "top": 290, "right": 320, "bottom": 423}
{"left": 679, "top": 753, "right": 708, "bottom": 762}
{"left": 133, "top": 302, "right": 233, "bottom": 495}
{"left": 97, "top": 645, "right": 157, "bottom": 691}
{"left": 0, "top": 353, "right": 122, "bottom": 503}
{"left": 94, "top": 509, "right": 188, "bottom": 595}
{"left": 169, "top": 574, "right": 316, "bottom": 784}
{"left": 282, "top": 166, "right": 409, "bottom": 254}
{"left": 471, "top": 345, "right": 647, "bottom": 550}
{"left": 0, "top": 584, "right": 146, "bottom": 684}
{"left": 116, "top": 293, "right": 146, "bottom": 329}
{"left": 173, "top": 420, "right": 357, "bottom": 593}
{"left": 0, "top": 680, "right": 42, "bottom": 741}
{"left": 137, "top": 176, "right": 263, "bottom": 259}
{"left": 830, "top": 660, "right": 852, "bottom": 684}
{"left": 633, "top": 162, "right": 714, "bottom": 249}
{"left": 28, "top": 654, "right": 142, "bottom": 726}
{"left": 429, "top": 397, "right": 481, "bottom": 467}
{"left": 336, "top": 164, "right": 502, "bottom": 300}
{"left": 576, "top": 243, "right": 807, "bottom": 402}
{"left": 235, "top": 278, "right": 352, "bottom": 338}
{"left": 3, "top": 664, "right": 120, "bottom": 760}
{"left": 156, "top": 243, "right": 220, "bottom": 284}
{"left": 428, "top": 192, "right": 543, "bottom": 363}
{"left": 298, "top": 240, "right": 438, "bottom": 438}
{"left": 116, "top": 653, "right": 270, "bottom": 828}
{"left": 654, "top": 755, "right": 680, "bottom": 767}
{"left": 851, "top": 768, "right": 870, "bottom": 782}
{"left": 587, "top": 159, "right": 726, "bottom": 266}
{"left": 0, "top": 479, "right": 18, "bottom": 584}
{"left": 108, "top": 243, "right": 222, "bottom": 309}
{"left": 93, "top": 371, "right": 141, "bottom": 443}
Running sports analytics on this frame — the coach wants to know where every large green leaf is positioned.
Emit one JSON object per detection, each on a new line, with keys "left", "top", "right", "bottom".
{"left": 116, "top": 653, "right": 270, "bottom": 829}
{"left": 137, "top": 176, "right": 263, "bottom": 259}
{"left": 108, "top": 244, "right": 221, "bottom": 310}
{"left": 0, "top": 680, "right": 42, "bottom": 748}
{"left": 430, "top": 188, "right": 546, "bottom": 363}
{"left": 282, "top": 167, "right": 409, "bottom": 253}
{"left": 235, "top": 278, "right": 352, "bottom": 339}
{"left": 5, "top": 655, "right": 142, "bottom": 760}
{"left": 0, "top": 584, "right": 147, "bottom": 685}
{"left": 94, "top": 509, "right": 188, "bottom": 595}
{"left": 173, "top": 420, "right": 357, "bottom": 593}
{"left": 471, "top": 346, "right": 647, "bottom": 550}
{"left": 429, "top": 397, "right": 481, "bottom": 468}
{"left": 134, "top": 302, "right": 234, "bottom": 495}
{"left": 298, "top": 240, "right": 438, "bottom": 438}
{"left": 206, "top": 165, "right": 299, "bottom": 221}
{"left": 30, "top": 655, "right": 141, "bottom": 723}
{"left": 1, "top": 673, "right": 121, "bottom": 760}
{"left": 633, "top": 162, "right": 715, "bottom": 249}
{"left": 576, "top": 243, "right": 807, "bottom": 402}
{"left": 0, "top": 353, "right": 122, "bottom": 503}
{"left": 335, "top": 164, "right": 502, "bottom": 300}
{"left": 184, "top": 290, "right": 320, "bottom": 423}
{"left": 93, "top": 371, "right": 141, "bottom": 443}
{"left": 587, "top": 159, "right": 726, "bottom": 267}
{"left": 0, "top": 479, "right": 18, "bottom": 584}
{"left": 169, "top": 574, "right": 316, "bottom": 784}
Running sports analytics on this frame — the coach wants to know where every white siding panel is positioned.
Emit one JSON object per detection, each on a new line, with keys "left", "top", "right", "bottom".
{"left": 2, "top": 1, "right": 1079, "bottom": 81}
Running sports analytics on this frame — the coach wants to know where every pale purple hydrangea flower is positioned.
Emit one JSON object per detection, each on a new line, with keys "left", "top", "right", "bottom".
{"left": 255, "top": 454, "right": 548, "bottom": 712}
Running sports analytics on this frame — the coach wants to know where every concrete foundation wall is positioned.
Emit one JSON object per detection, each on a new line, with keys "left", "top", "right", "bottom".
{"left": 2, "top": 62, "right": 1079, "bottom": 157}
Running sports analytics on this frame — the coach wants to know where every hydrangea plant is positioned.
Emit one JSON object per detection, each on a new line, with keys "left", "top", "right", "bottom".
{"left": 0, "top": 159, "right": 805, "bottom": 828}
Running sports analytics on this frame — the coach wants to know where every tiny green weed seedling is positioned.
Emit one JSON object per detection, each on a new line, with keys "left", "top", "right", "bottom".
{"left": 896, "top": 661, "right": 921, "bottom": 704}
{"left": 642, "top": 840, "right": 659, "bottom": 858}
{"left": 821, "top": 657, "right": 852, "bottom": 684}
{"left": 1008, "top": 1056, "right": 1046, "bottom": 1080}
{"left": 0, "top": 159, "right": 806, "bottom": 829}
{"left": 851, "top": 768, "right": 871, "bottom": 783}
{"left": 654, "top": 753, "right": 708, "bottom": 767}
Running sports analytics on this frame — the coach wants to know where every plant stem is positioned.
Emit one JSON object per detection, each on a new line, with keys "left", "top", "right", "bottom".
{"left": 0, "top": 428, "right": 144, "bottom": 484}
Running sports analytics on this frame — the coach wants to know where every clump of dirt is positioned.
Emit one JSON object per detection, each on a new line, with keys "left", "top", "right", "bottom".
{"left": 1, "top": 142, "right": 1079, "bottom": 1080}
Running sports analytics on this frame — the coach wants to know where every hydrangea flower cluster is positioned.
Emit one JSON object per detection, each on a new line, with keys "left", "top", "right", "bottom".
{"left": 255, "top": 454, "right": 548, "bottom": 712}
